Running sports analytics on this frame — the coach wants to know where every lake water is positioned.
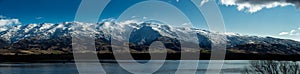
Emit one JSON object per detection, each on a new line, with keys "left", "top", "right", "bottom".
{"left": 0, "top": 60, "right": 251, "bottom": 74}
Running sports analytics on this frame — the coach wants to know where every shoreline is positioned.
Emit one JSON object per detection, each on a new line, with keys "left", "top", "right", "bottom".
{"left": 0, "top": 53, "right": 300, "bottom": 63}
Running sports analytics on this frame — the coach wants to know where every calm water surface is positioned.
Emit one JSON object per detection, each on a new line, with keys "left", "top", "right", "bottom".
{"left": 0, "top": 60, "right": 250, "bottom": 74}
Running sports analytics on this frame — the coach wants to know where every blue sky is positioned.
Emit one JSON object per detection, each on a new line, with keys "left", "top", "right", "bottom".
{"left": 0, "top": 0, "right": 300, "bottom": 41}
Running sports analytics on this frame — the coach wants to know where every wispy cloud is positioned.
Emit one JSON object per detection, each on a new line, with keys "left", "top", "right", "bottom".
{"left": 279, "top": 28, "right": 300, "bottom": 36}
{"left": 0, "top": 19, "right": 20, "bottom": 26}
{"left": 177, "top": 0, "right": 208, "bottom": 5}
{"left": 35, "top": 17, "right": 43, "bottom": 20}
{"left": 200, "top": 0, "right": 209, "bottom": 6}
{"left": 279, "top": 32, "right": 289, "bottom": 35}
{"left": 219, "top": 0, "right": 300, "bottom": 13}
{"left": 0, "top": 15, "right": 21, "bottom": 26}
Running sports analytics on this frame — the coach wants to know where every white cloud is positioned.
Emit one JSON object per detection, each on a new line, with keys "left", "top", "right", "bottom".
{"left": 289, "top": 29, "right": 300, "bottom": 35}
{"left": 0, "top": 19, "right": 21, "bottom": 26}
{"left": 131, "top": 16, "right": 136, "bottom": 18}
{"left": 35, "top": 17, "right": 43, "bottom": 20}
{"left": 279, "top": 32, "right": 289, "bottom": 35}
{"left": 220, "top": 0, "right": 300, "bottom": 13}
{"left": 279, "top": 28, "right": 300, "bottom": 36}
{"left": 142, "top": 16, "right": 147, "bottom": 19}
{"left": 200, "top": 0, "right": 209, "bottom": 6}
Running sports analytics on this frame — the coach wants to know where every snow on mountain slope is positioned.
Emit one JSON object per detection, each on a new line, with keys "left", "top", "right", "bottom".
{"left": 0, "top": 19, "right": 299, "bottom": 49}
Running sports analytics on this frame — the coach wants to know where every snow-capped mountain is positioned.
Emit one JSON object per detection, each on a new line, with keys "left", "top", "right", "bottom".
{"left": 0, "top": 20, "right": 300, "bottom": 54}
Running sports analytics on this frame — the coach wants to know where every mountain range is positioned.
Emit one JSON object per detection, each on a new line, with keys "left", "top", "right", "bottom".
{"left": 0, "top": 20, "right": 299, "bottom": 55}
